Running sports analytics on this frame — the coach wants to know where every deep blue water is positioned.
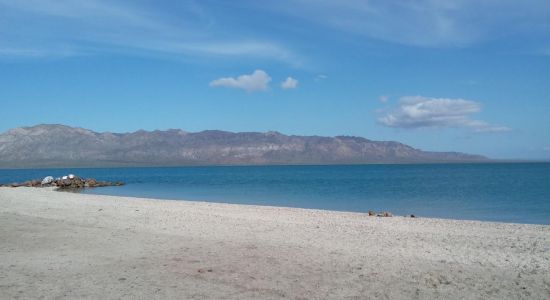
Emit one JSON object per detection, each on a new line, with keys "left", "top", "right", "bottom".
{"left": 1, "top": 164, "right": 549, "bottom": 224}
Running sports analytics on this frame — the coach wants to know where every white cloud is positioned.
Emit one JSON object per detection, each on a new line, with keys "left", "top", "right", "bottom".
{"left": 314, "top": 74, "right": 328, "bottom": 82}
{"left": 281, "top": 77, "right": 298, "bottom": 90}
{"left": 379, "top": 95, "right": 389, "bottom": 103}
{"left": 378, "top": 96, "right": 510, "bottom": 132}
{"left": 210, "top": 70, "right": 271, "bottom": 93}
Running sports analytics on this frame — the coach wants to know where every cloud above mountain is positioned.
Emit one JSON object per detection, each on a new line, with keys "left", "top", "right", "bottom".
{"left": 210, "top": 70, "right": 272, "bottom": 93}
{"left": 378, "top": 96, "right": 510, "bottom": 132}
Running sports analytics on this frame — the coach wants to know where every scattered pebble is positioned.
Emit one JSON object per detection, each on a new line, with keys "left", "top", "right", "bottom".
{"left": 197, "top": 268, "right": 213, "bottom": 273}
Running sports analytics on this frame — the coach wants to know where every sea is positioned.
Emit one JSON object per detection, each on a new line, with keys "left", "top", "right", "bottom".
{"left": 1, "top": 163, "right": 549, "bottom": 225}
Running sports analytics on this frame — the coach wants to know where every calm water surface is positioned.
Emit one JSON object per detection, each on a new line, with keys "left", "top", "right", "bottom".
{"left": 1, "top": 163, "right": 549, "bottom": 224}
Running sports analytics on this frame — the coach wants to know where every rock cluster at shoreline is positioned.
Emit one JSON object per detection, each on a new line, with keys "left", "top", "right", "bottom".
{"left": 0, "top": 174, "right": 124, "bottom": 190}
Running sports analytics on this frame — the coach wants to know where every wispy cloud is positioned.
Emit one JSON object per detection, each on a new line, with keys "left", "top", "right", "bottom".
{"left": 315, "top": 74, "right": 328, "bottom": 81}
{"left": 379, "top": 95, "right": 389, "bottom": 103}
{"left": 281, "top": 77, "right": 298, "bottom": 90}
{"left": 539, "top": 47, "right": 550, "bottom": 56}
{"left": 255, "top": 0, "right": 550, "bottom": 47}
{"left": 0, "top": 0, "right": 298, "bottom": 63}
{"left": 210, "top": 70, "right": 272, "bottom": 93}
{"left": 3, "top": 0, "right": 547, "bottom": 64}
{"left": 0, "top": 48, "right": 55, "bottom": 58}
{"left": 378, "top": 96, "right": 510, "bottom": 133}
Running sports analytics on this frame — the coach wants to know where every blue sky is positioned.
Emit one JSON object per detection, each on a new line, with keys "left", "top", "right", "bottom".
{"left": 1, "top": 0, "right": 549, "bottom": 159}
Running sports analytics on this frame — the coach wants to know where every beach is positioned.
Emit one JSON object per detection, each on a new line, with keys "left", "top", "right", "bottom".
{"left": 1, "top": 187, "right": 549, "bottom": 299}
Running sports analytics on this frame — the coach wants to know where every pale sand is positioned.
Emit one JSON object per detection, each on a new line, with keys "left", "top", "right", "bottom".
{"left": 1, "top": 188, "right": 549, "bottom": 299}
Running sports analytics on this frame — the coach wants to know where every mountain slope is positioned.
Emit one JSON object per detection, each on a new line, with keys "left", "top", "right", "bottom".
{"left": 0, "top": 124, "right": 488, "bottom": 168}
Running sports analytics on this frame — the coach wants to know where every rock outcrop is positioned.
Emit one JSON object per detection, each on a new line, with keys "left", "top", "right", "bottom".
{"left": 1, "top": 175, "right": 124, "bottom": 190}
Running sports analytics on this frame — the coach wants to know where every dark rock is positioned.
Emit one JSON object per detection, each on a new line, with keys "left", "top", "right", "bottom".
{"left": 85, "top": 179, "right": 97, "bottom": 187}
{"left": 2, "top": 174, "right": 124, "bottom": 190}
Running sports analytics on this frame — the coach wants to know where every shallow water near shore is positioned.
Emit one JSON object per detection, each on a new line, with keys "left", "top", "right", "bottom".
{"left": 1, "top": 163, "right": 549, "bottom": 224}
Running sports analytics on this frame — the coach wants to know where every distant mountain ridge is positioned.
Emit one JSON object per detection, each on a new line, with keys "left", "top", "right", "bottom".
{"left": 0, "top": 124, "right": 488, "bottom": 168}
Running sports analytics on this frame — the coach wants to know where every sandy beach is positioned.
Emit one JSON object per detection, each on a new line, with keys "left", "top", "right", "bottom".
{"left": 0, "top": 187, "right": 549, "bottom": 299}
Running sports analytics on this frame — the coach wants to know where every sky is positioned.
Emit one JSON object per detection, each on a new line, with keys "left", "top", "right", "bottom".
{"left": 0, "top": 0, "right": 549, "bottom": 159}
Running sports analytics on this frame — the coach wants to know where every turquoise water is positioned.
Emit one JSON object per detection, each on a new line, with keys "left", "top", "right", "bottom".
{"left": 1, "top": 163, "right": 549, "bottom": 224}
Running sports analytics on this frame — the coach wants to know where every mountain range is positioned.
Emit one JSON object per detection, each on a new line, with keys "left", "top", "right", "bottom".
{"left": 0, "top": 124, "right": 488, "bottom": 168}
